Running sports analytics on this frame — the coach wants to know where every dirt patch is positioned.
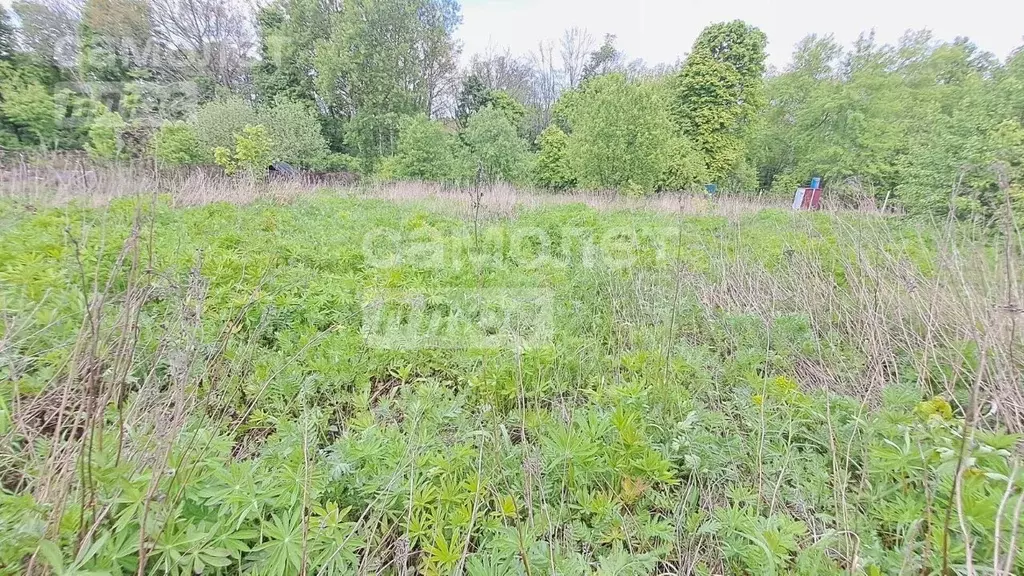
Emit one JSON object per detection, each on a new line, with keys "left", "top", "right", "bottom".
{"left": 12, "top": 386, "right": 91, "bottom": 442}
{"left": 369, "top": 375, "right": 405, "bottom": 408}
{"left": 230, "top": 425, "right": 275, "bottom": 461}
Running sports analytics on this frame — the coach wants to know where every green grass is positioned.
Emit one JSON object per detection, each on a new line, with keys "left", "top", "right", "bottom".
{"left": 0, "top": 191, "right": 1021, "bottom": 575}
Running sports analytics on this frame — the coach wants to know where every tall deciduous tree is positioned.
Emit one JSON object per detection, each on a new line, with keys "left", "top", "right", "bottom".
{"left": 560, "top": 27, "right": 594, "bottom": 90}
{"left": 314, "top": 0, "right": 460, "bottom": 165}
{"left": 468, "top": 47, "right": 533, "bottom": 103}
{"left": 12, "top": 0, "right": 81, "bottom": 66}
{"left": 673, "top": 20, "right": 767, "bottom": 182}
{"left": 253, "top": 0, "right": 339, "bottom": 106}
{"left": 581, "top": 33, "right": 622, "bottom": 81}
{"left": 463, "top": 105, "right": 529, "bottom": 183}
{"left": 526, "top": 39, "right": 560, "bottom": 138}
{"left": 563, "top": 73, "right": 692, "bottom": 194}
{"left": 148, "top": 0, "right": 254, "bottom": 90}
{"left": 79, "top": 0, "right": 153, "bottom": 81}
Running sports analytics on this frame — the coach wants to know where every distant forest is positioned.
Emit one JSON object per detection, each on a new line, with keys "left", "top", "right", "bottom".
{"left": 1, "top": 0, "right": 1023, "bottom": 218}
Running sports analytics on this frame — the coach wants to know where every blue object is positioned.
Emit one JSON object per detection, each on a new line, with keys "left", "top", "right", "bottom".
{"left": 704, "top": 184, "right": 718, "bottom": 196}
{"left": 810, "top": 177, "right": 822, "bottom": 189}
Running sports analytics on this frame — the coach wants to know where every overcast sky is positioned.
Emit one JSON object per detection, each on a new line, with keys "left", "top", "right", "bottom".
{"left": 458, "top": 0, "right": 1024, "bottom": 69}
{"left": 1, "top": 0, "right": 1020, "bottom": 69}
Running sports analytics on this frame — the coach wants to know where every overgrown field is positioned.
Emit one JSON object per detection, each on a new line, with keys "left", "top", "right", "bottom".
{"left": 1, "top": 190, "right": 1023, "bottom": 575}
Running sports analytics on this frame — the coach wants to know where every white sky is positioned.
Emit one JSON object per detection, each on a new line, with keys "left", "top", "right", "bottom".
{"left": 458, "top": 0, "right": 1024, "bottom": 68}
{"left": 1, "top": 0, "right": 1021, "bottom": 69}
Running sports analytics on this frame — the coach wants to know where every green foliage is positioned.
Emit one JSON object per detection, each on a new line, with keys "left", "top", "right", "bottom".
{"left": 0, "top": 195, "right": 1022, "bottom": 574}
{"left": 190, "top": 97, "right": 257, "bottom": 156}
{"left": 258, "top": 98, "right": 331, "bottom": 168}
{"left": 750, "top": 32, "right": 1024, "bottom": 219}
{"left": 673, "top": 20, "right": 768, "bottom": 182}
{"left": 252, "top": 0, "right": 334, "bottom": 107}
{"left": 319, "top": 152, "right": 363, "bottom": 174}
{"left": 152, "top": 121, "right": 204, "bottom": 167}
{"left": 582, "top": 33, "right": 623, "bottom": 80}
{"left": 5, "top": 0, "right": 1024, "bottom": 215}
{"left": 0, "top": 80, "right": 56, "bottom": 146}
{"left": 214, "top": 124, "right": 273, "bottom": 176}
{"left": 561, "top": 74, "right": 685, "bottom": 194}
{"left": 456, "top": 73, "right": 490, "bottom": 128}
{"left": 190, "top": 97, "right": 331, "bottom": 168}
{"left": 85, "top": 109, "right": 126, "bottom": 160}
{"left": 483, "top": 90, "right": 527, "bottom": 131}
{"left": 314, "top": 0, "right": 461, "bottom": 167}
{"left": 463, "top": 106, "right": 530, "bottom": 183}
{"left": 389, "top": 114, "right": 468, "bottom": 181}
{"left": 534, "top": 125, "right": 574, "bottom": 190}
{"left": 658, "top": 136, "right": 708, "bottom": 191}
{"left": 691, "top": 19, "right": 769, "bottom": 88}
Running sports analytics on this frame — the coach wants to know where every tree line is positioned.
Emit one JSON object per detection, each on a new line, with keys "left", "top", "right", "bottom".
{"left": 1, "top": 0, "right": 1022, "bottom": 218}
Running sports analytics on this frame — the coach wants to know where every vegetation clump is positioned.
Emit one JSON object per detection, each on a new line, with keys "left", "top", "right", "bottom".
{"left": 0, "top": 193, "right": 1022, "bottom": 574}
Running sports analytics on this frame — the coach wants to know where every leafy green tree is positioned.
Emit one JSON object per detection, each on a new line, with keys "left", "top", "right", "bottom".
{"left": 895, "top": 46, "right": 1023, "bottom": 219}
{"left": 562, "top": 74, "right": 684, "bottom": 194}
{"left": 484, "top": 90, "right": 527, "bottom": 133}
{"left": 152, "top": 121, "right": 204, "bottom": 166}
{"left": 456, "top": 75, "right": 526, "bottom": 135}
{"left": 463, "top": 106, "right": 529, "bottom": 183}
{"left": 253, "top": 0, "right": 339, "bottom": 107}
{"left": 582, "top": 34, "right": 623, "bottom": 80}
{"left": 749, "top": 30, "right": 1012, "bottom": 218}
{"left": 0, "top": 81, "right": 57, "bottom": 146}
{"left": 456, "top": 74, "right": 489, "bottom": 128}
{"left": 691, "top": 20, "right": 769, "bottom": 88}
{"left": 673, "top": 21, "right": 767, "bottom": 181}
{"left": 86, "top": 109, "right": 127, "bottom": 160}
{"left": 259, "top": 99, "right": 331, "bottom": 169}
{"left": 214, "top": 124, "right": 274, "bottom": 177}
{"left": 389, "top": 114, "right": 467, "bottom": 181}
{"left": 534, "top": 125, "right": 574, "bottom": 190}
{"left": 190, "top": 97, "right": 258, "bottom": 156}
{"left": 314, "top": 0, "right": 461, "bottom": 167}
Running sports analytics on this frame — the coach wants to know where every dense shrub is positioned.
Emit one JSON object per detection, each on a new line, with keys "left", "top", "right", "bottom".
{"left": 152, "top": 121, "right": 204, "bottom": 166}
{"left": 190, "top": 97, "right": 332, "bottom": 170}
{"left": 258, "top": 99, "right": 330, "bottom": 169}
{"left": 534, "top": 125, "right": 574, "bottom": 190}
{"left": 214, "top": 124, "right": 273, "bottom": 176}
{"left": 319, "top": 152, "right": 363, "bottom": 174}
{"left": 190, "top": 97, "right": 256, "bottom": 153}
{"left": 563, "top": 74, "right": 689, "bottom": 194}
{"left": 0, "top": 80, "right": 55, "bottom": 146}
{"left": 85, "top": 110, "right": 126, "bottom": 160}
{"left": 388, "top": 114, "right": 467, "bottom": 182}
{"left": 658, "top": 136, "right": 708, "bottom": 191}
{"left": 463, "top": 106, "right": 530, "bottom": 184}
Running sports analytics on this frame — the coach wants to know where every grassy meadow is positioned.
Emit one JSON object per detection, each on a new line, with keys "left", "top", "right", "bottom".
{"left": 1, "top": 184, "right": 1023, "bottom": 575}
